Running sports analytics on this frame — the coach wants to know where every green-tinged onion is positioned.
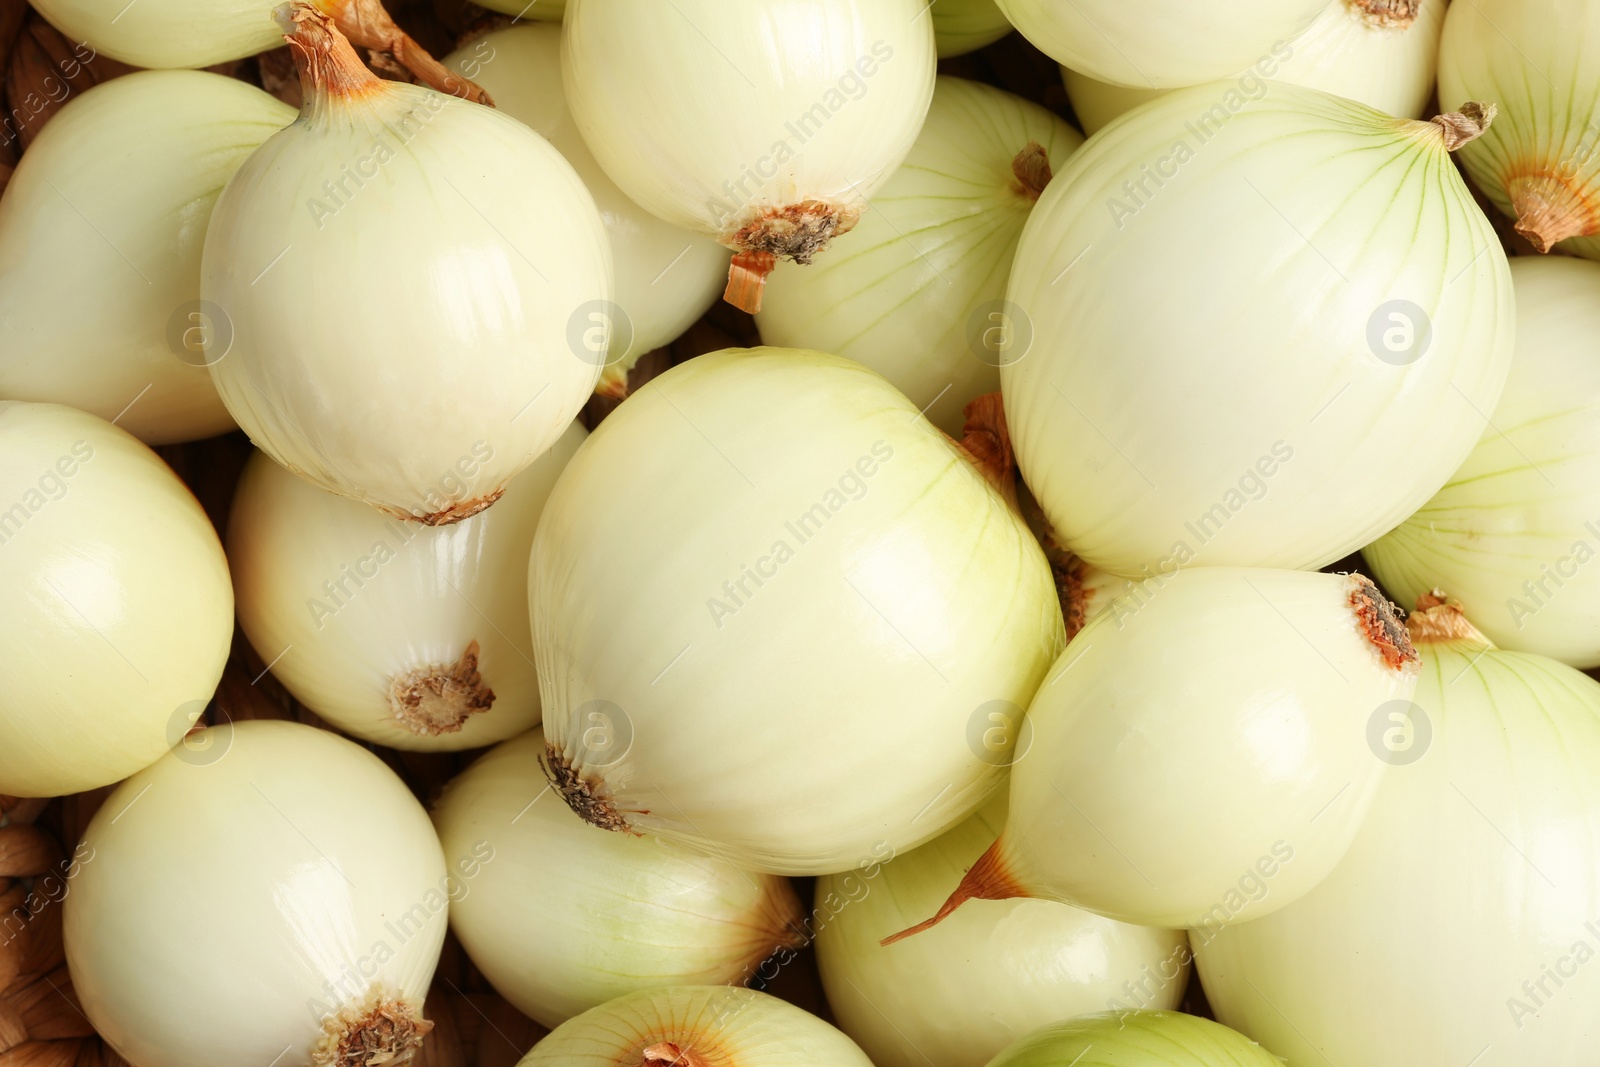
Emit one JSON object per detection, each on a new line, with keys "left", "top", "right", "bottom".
{"left": 755, "top": 76, "right": 1081, "bottom": 434}
{"left": 1196, "top": 595, "right": 1600, "bottom": 1066}
{"left": 432, "top": 728, "right": 806, "bottom": 1029}
{"left": 1003, "top": 82, "right": 1513, "bottom": 577}
{"left": 982, "top": 1011, "right": 1284, "bottom": 1067}
{"left": 1366, "top": 256, "right": 1600, "bottom": 668}
{"left": 933, "top": 0, "right": 1013, "bottom": 57}
{"left": 816, "top": 796, "right": 1189, "bottom": 1067}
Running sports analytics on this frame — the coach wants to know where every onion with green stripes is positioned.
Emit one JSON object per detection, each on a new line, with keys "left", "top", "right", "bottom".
{"left": 981, "top": 1011, "right": 1284, "bottom": 1067}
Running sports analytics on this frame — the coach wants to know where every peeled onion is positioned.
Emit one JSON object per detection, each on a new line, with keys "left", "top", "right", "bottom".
{"left": 933, "top": 0, "right": 1013, "bottom": 57}
{"left": 985, "top": 1011, "right": 1285, "bottom": 1067}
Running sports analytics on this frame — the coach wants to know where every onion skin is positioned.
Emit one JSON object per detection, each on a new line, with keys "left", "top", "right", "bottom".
{"left": 983, "top": 1011, "right": 1285, "bottom": 1067}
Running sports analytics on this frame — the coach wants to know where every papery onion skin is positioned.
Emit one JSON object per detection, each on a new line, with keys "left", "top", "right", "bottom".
{"left": 933, "top": 0, "right": 1013, "bottom": 58}
{"left": 0, "top": 402, "right": 232, "bottom": 798}
{"left": 1002, "top": 82, "right": 1513, "bottom": 577}
{"left": 0, "top": 72, "right": 293, "bottom": 444}
{"left": 228, "top": 422, "right": 584, "bottom": 751}
{"left": 983, "top": 1011, "right": 1285, "bottom": 1067}
{"left": 434, "top": 728, "right": 805, "bottom": 1028}
{"left": 755, "top": 76, "right": 1082, "bottom": 435}
{"left": 530, "top": 347, "right": 1063, "bottom": 875}
{"left": 1195, "top": 600, "right": 1600, "bottom": 1066}
{"left": 816, "top": 795, "right": 1189, "bottom": 1067}
{"left": 64, "top": 720, "right": 447, "bottom": 1067}
{"left": 994, "top": 0, "right": 1325, "bottom": 88}
{"left": 522, "top": 986, "right": 873, "bottom": 1067}
{"left": 205, "top": 9, "right": 609, "bottom": 524}
{"left": 444, "top": 25, "right": 727, "bottom": 394}
{"left": 1366, "top": 257, "right": 1600, "bottom": 668}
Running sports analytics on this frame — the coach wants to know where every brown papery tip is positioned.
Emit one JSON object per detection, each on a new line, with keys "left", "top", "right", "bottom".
{"left": 311, "top": 994, "right": 432, "bottom": 1066}
{"left": 724, "top": 252, "right": 776, "bottom": 313}
{"left": 640, "top": 1041, "right": 721, "bottom": 1067}
{"left": 1408, "top": 590, "right": 1495, "bottom": 646}
{"left": 955, "top": 393, "right": 1018, "bottom": 509}
{"left": 274, "top": 2, "right": 383, "bottom": 100}
{"left": 1509, "top": 173, "right": 1600, "bottom": 252}
{"left": 312, "top": 0, "right": 492, "bottom": 104}
{"left": 374, "top": 488, "right": 503, "bottom": 526}
{"left": 881, "top": 838, "right": 1026, "bottom": 945}
{"left": 542, "top": 744, "right": 635, "bottom": 833}
{"left": 388, "top": 640, "right": 495, "bottom": 735}
{"left": 1347, "top": 575, "right": 1418, "bottom": 671}
{"left": 1431, "top": 101, "right": 1496, "bottom": 151}
{"left": 1349, "top": 0, "right": 1419, "bottom": 28}
{"left": 1011, "top": 142, "right": 1054, "bottom": 201}
{"left": 721, "top": 199, "right": 860, "bottom": 311}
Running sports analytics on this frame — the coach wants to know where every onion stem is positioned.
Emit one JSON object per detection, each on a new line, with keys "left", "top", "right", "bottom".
{"left": 1428, "top": 101, "right": 1496, "bottom": 151}
{"left": 1350, "top": 0, "right": 1421, "bottom": 28}
{"left": 1009, "top": 142, "right": 1053, "bottom": 201}
{"left": 721, "top": 201, "right": 860, "bottom": 313}
{"left": 1405, "top": 591, "right": 1494, "bottom": 646}
{"left": 879, "top": 838, "right": 1026, "bottom": 944}
{"left": 308, "top": 0, "right": 493, "bottom": 105}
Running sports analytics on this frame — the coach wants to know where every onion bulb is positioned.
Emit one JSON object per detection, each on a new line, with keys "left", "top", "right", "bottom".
{"left": 0, "top": 72, "right": 292, "bottom": 445}
{"left": 432, "top": 728, "right": 805, "bottom": 1028}
{"left": 994, "top": 0, "right": 1326, "bottom": 88}
{"left": 984, "top": 1012, "right": 1285, "bottom": 1067}
{"left": 562, "top": 0, "right": 936, "bottom": 312}
{"left": 1366, "top": 257, "right": 1600, "bottom": 668}
{"left": 443, "top": 25, "right": 728, "bottom": 398}
{"left": 0, "top": 402, "right": 232, "bottom": 798}
{"left": 227, "top": 422, "right": 584, "bottom": 751}
{"left": 933, "top": 0, "right": 1013, "bottom": 58}
{"left": 1003, "top": 82, "right": 1514, "bottom": 577}
{"left": 204, "top": 5, "right": 608, "bottom": 524}
{"left": 815, "top": 795, "right": 1189, "bottom": 1067}
{"left": 1063, "top": 0, "right": 1445, "bottom": 135}
{"left": 522, "top": 986, "right": 872, "bottom": 1067}
{"left": 891, "top": 568, "right": 1418, "bottom": 934}
{"left": 64, "top": 720, "right": 448, "bottom": 1067}
{"left": 531, "top": 351, "right": 1062, "bottom": 875}
{"left": 1438, "top": 0, "right": 1600, "bottom": 257}
{"left": 755, "top": 76, "right": 1082, "bottom": 435}
{"left": 477, "top": 0, "right": 562, "bottom": 18}
{"left": 1195, "top": 595, "right": 1600, "bottom": 1066}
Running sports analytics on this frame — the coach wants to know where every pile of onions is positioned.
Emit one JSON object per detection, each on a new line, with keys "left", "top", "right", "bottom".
{"left": 985, "top": 1011, "right": 1285, "bottom": 1067}
{"left": 1196, "top": 595, "right": 1600, "bottom": 1065}
{"left": 204, "top": 5, "right": 607, "bottom": 523}
{"left": 889, "top": 569, "right": 1417, "bottom": 934}
{"left": 228, "top": 422, "right": 585, "bottom": 750}
{"left": 1367, "top": 257, "right": 1600, "bottom": 668}
{"left": 530, "top": 352, "right": 1062, "bottom": 875}
{"left": 432, "top": 729, "right": 805, "bottom": 1028}
{"left": 0, "top": 403, "right": 232, "bottom": 797}
{"left": 0, "top": 72, "right": 292, "bottom": 444}
{"left": 1002, "top": 82, "right": 1514, "bottom": 576}
{"left": 816, "top": 796, "right": 1188, "bottom": 1067}
{"left": 755, "top": 76, "right": 1081, "bottom": 434}
{"left": 933, "top": 0, "right": 1013, "bottom": 58}
{"left": 562, "top": 0, "right": 936, "bottom": 311}
{"left": 1439, "top": 0, "right": 1600, "bottom": 257}
{"left": 64, "top": 720, "right": 448, "bottom": 1067}
{"left": 444, "top": 25, "right": 728, "bottom": 399}
{"left": 1063, "top": 0, "right": 1445, "bottom": 135}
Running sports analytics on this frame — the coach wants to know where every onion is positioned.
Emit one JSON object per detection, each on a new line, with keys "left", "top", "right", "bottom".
{"left": 227, "top": 422, "right": 584, "bottom": 751}
{"left": 1195, "top": 594, "right": 1600, "bottom": 1066}
{"left": 0, "top": 402, "right": 232, "bottom": 798}
{"left": 443, "top": 24, "right": 727, "bottom": 399}
{"left": 476, "top": 0, "right": 562, "bottom": 18}
{"left": 889, "top": 569, "right": 1418, "bottom": 935}
{"left": 204, "top": 5, "right": 607, "bottom": 524}
{"left": 432, "top": 728, "right": 805, "bottom": 1028}
{"left": 1002, "top": 82, "right": 1514, "bottom": 577}
{"left": 984, "top": 1011, "right": 1285, "bottom": 1067}
{"left": 933, "top": 0, "right": 1013, "bottom": 58}
{"left": 1438, "top": 0, "right": 1600, "bottom": 257}
{"left": 522, "top": 986, "right": 873, "bottom": 1067}
{"left": 1366, "top": 257, "right": 1600, "bottom": 668}
{"left": 0, "top": 72, "right": 291, "bottom": 445}
{"left": 994, "top": 0, "right": 1326, "bottom": 88}
{"left": 754, "top": 76, "right": 1082, "bottom": 435}
{"left": 815, "top": 795, "right": 1189, "bottom": 1067}
{"left": 64, "top": 719, "right": 448, "bottom": 1067}
{"left": 531, "top": 353, "right": 1062, "bottom": 875}
{"left": 562, "top": 0, "right": 936, "bottom": 312}
{"left": 1062, "top": 0, "right": 1444, "bottom": 135}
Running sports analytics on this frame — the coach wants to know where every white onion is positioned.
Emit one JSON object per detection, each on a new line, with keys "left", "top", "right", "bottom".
{"left": 891, "top": 569, "right": 1417, "bottom": 934}
{"left": 522, "top": 986, "right": 873, "bottom": 1067}
{"left": 1367, "top": 256, "right": 1600, "bottom": 668}
{"left": 432, "top": 728, "right": 805, "bottom": 1028}
{"left": 227, "top": 422, "right": 584, "bottom": 751}
{"left": 204, "top": 6, "right": 608, "bottom": 524}
{"left": 1063, "top": 0, "right": 1444, "bottom": 135}
{"left": 984, "top": 1011, "right": 1285, "bottom": 1067}
{"left": 476, "top": 0, "right": 562, "bottom": 19}
{"left": 1002, "top": 82, "right": 1514, "bottom": 577}
{"left": 443, "top": 24, "right": 727, "bottom": 397}
{"left": 0, "top": 402, "right": 232, "bottom": 798}
{"left": 1196, "top": 595, "right": 1600, "bottom": 1066}
{"left": 562, "top": 0, "right": 936, "bottom": 312}
{"left": 64, "top": 720, "right": 448, "bottom": 1067}
{"left": 815, "top": 796, "right": 1189, "bottom": 1067}
{"left": 933, "top": 0, "right": 1013, "bottom": 58}
{"left": 755, "top": 76, "right": 1081, "bottom": 435}
{"left": 531, "top": 348, "right": 1062, "bottom": 875}
{"left": 0, "top": 72, "right": 292, "bottom": 445}
{"left": 994, "top": 0, "right": 1325, "bottom": 88}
